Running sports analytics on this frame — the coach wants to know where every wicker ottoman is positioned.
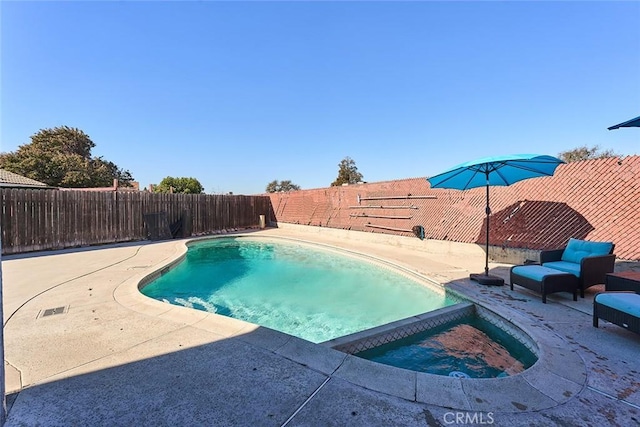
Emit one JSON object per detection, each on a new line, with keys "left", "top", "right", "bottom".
{"left": 510, "top": 265, "right": 579, "bottom": 304}
{"left": 593, "top": 292, "right": 640, "bottom": 335}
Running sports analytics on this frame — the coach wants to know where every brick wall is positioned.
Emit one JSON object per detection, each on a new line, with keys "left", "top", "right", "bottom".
{"left": 268, "top": 156, "right": 640, "bottom": 261}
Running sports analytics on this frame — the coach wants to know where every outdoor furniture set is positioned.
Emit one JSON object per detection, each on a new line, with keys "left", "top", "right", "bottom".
{"left": 510, "top": 238, "right": 615, "bottom": 303}
{"left": 509, "top": 238, "right": 640, "bottom": 336}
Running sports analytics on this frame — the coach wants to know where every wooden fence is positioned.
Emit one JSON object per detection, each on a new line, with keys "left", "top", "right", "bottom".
{"left": 0, "top": 189, "right": 272, "bottom": 255}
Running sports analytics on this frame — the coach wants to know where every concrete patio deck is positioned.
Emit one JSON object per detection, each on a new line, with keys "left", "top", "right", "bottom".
{"left": 2, "top": 225, "right": 639, "bottom": 426}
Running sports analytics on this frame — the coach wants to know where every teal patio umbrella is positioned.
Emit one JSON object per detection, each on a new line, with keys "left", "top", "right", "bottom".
{"left": 427, "top": 154, "right": 565, "bottom": 286}
{"left": 608, "top": 115, "right": 640, "bottom": 130}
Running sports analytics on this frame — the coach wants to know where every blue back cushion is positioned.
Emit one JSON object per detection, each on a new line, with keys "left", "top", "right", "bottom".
{"left": 561, "top": 238, "right": 613, "bottom": 264}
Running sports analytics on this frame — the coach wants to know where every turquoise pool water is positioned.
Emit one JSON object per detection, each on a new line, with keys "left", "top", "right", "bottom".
{"left": 356, "top": 316, "right": 537, "bottom": 378}
{"left": 141, "top": 237, "right": 456, "bottom": 343}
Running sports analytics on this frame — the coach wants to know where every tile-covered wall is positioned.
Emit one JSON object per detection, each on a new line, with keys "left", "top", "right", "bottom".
{"left": 268, "top": 156, "right": 640, "bottom": 261}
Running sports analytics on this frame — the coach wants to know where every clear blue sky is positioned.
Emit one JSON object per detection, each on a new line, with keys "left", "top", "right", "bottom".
{"left": 2, "top": 1, "right": 639, "bottom": 195}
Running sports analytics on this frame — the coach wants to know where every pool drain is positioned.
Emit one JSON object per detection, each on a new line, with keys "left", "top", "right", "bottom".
{"left": 38, "top": 306, "right": 68, "bottom": 319}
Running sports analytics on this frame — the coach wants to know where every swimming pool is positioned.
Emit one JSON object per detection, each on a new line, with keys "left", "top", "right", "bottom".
{"left": 141, "top": 237, "right": 457, "bottom": 343}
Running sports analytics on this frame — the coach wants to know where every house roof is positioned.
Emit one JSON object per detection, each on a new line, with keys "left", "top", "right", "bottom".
{"left": 0, "top": 169, "right": 51, "bottom": 188}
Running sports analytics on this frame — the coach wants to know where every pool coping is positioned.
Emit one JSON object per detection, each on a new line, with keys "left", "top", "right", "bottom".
{"left": 117, "top": 233, "right": 588, "bottom": 413}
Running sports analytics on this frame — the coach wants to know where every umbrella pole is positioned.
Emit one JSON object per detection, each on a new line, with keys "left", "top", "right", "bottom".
{"left": 469, "top": 175, "right": 503, "bottom": 286}
{"left": 484, "top": 182, "right": 490, "bottom": 276}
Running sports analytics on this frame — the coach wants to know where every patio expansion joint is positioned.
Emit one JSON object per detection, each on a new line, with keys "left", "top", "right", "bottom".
{"left": 328, "top": 350, "right": 349, "bottom": 376}
{"left": 280, "top": 377, "right": 332, "bottom": 427}
{"left": 587, "top": 386, "right": 640, "bottom": 410}
{"left": 457, "top": 380, "right": 473, "bottom": 411}
{"left": 272, "top": 335, "right": 295, "bottom": 354}
{"left": 248, "top": 332, "right": 352, "bottom": 380}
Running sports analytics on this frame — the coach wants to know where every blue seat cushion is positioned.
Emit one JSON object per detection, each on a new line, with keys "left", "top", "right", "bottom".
{"left": 595, "top": 293, "right": 640, "bottom": 317}
{"left": 512, "top": 265, "right": 572, "bottom": 281}
{"left": 542, "top": 261, "right": 581, "bottom": 278}
{"left": 561, "top": 238, "right": 613, "bottom": 264}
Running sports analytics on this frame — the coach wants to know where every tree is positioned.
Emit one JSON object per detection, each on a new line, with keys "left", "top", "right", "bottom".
{"left": 265, "top": 179, "right": 301, "bottom": 193}
{"left": 0, "top": 126, "right": 134, "bottom": 187}
{"left": 558, "top": 145, "right": 618, "bottom": 163}
{"left": 331, "top": 156, "right": 363, "bottom": 186}
{"left": 153, "top": 176, "right": 204, "bottom": 194}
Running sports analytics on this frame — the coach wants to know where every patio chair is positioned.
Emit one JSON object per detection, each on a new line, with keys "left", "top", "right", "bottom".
{"left": 540, "top": 238, "right": 616, "bottom": 298}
